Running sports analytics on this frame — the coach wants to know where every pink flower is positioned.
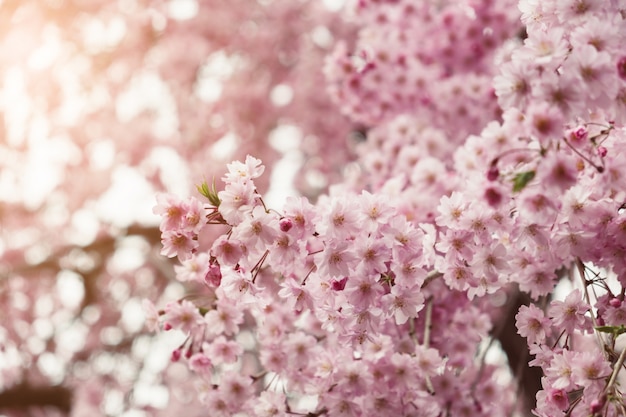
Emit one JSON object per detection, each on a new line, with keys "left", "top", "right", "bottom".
{"left": 546, "top": 388, "right": 569, "bottom": 410}
{"left": 142, "top": 299, "right": 160, "bottom": 332}
{"left": 435, "top": 192, "right": 468, "bottom": 227}
{"left": 526, "top": 102, "right": 564, "bottom": 146}
{"left": 211, "top": 236, "right": 244, "bottom": 266}
{"left": 548, "top": 289, "right": 591, "bottom": 334}
{"left": 315, "top": 241, "right": 359, "bottom": 278}
{"left": 555, "top": 0, "right": 602, "bottom": 24}
{"left": 204, "top": 336, "right": 243, "bottom": 365}
{"left": 218, "top": 372, "right": 253, "bottom": 409}
{"left": 160, "top": 230, "right": 198, "bottom": 261}
{"left": 204, "top": 298, "right": 244, "bottom": 336}
{"left": 470, "top": 243, "right": 509, "bottom": 281}
{"left": 358, "top": 190, "right": 394, "bottom": 232}
{"left": 268, "top": 232, "right": 305, "bottom": 273}
{"left": 316, "top": 197, "right": 362, "bottom": 240}
{"left": 189, "top": 353, "right": 213, "bottom": 376}
{"left": 323, "top": 392, "right": 362, "bottom": 417}
{"left": 518, "top": 267, "right": 558, "bottom": 299}
{"left": 200, "top": 390, "right": 231, "bottom": 415}
{"left": 382, "top": 283, "right": 424, "bottom": 325}
{"left": 521, "top": 27, "right": 568, "bottom": 67}
{"left": 222, "top": 155, "right": 265, "bottom": 183}
{"left": 278, "top": 276, "right": 314, "bottom": 312}
{"left": 181, "top": 196, "right": 207, "bottom": 234}
{"left": 259, "top": 343, "right": 288, "bottom": 373}
{"left": 436, "top": 229, "right": 474, "bottom": 262}
{"left": 234, "top": 205, "right": 279, "bottom": 250}
{"left": 493, "top": 60, "right": 535, "bottom": 110}
{"left": 565, "top": 45, "right": 617, "bottom": 103}
{"left": 344, "top": 274, "right": 384, "bottom": 310}
{"left": 153, "top": 193, "right": 185, "bottom": 232}
{"left": 174, "top": 253, "right": 210, "bottom": 283}
{"left": 534, "top": 73, "right": 585, "bottom": 118}
{"left": 536, "top": 153, "right": 579, "bottom": 193}
{"left": 414, "top": 345, "right": 444, "bottom": 377}
{"left": 163, "top": 300, "right": 204, "bottom": 333}
{"left": 545, "top": 350, "right": 577, "bottom": 390}
{"left": 571, "top": 350, "right": 612, "bottom": 386}
{"left": 218, "top": 179, "right": 257, "bottom": 225}
{"left": 443, "top": 262, "right": 475, "bottom": 292}
{"left": 282, "top": 196, "right": 317, "bottom": 238}
{"left": 515, "top": 304, "right": 551, "bottom": 345}
{"left": 354, "top": 236, "right": 391, "bottom": 275}
{"left": 253, "top": 391, "right": 286, "bottom": 417}
{"left": 218, "top": 267, "right": 261, "bottom": 306}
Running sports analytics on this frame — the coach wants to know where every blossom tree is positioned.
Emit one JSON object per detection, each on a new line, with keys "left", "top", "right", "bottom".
{"left": 152, "top": 1, "right": 626, "bottom": 417}
{"left": 3, "top": 0, "right": 626, "bottom": 416}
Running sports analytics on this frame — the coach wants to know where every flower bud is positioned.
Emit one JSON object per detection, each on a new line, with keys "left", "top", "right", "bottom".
{"left": 331, "top": 277, "right": 348, "bottom": 291}
{"left": 609, "top": 298, "right": 621, "bottom": 308}
{"left": 484, "top": 187, "right": 502, "bottom": 207}
{"left": 487, "top": 166, "right": 499, "bottom": 181}
{"left": 567, "top": 125, "right": 588, "bottom": 145}
{"left": 205, "top": 263, "right": 222, "bottom": 287}
{"left": 590, "top": 397, "right": 604, "bottom": 414}
{"left": 279, "top": 218, "right": 293, "bottom": 232}
{"left": 617, "top": 56, "right": 626, "bottom": 80}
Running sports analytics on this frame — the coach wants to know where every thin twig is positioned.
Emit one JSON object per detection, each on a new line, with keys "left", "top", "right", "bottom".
{"left": 422, "top": 297, "right": 435, "bottom": 394}
{"left": 576, "top": 259, "right": 606, "bottom": 355}
{"left": 423, "top": 297, "right": 433, "bottom": 349}
{"left": 422, "top": 270, "right": 442, "bottom": 289}
{"left": 605, "top": 346, "right": 626, "bottom": 395}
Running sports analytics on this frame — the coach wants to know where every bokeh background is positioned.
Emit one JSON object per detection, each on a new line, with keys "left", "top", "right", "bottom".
{"left": 0, "top": 0, "right": 354, "bottom": 415}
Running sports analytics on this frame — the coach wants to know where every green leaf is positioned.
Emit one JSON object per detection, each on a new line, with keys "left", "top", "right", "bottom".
{"left": 512, "top": 170, "right": 535, "bottom": 192}
{"left": 595, "top": 325, "right": 626, "bottom": 336}
{"left": 196, "top": 178, "right": 221, "bottom": 207}
{"left": 208, "top": 178, "right": 221, "bottom": 207}
{"left": 196, "top": 181, "right": 211, "bottom": 199}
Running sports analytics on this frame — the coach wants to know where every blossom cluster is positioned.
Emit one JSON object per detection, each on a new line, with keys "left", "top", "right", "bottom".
{"left": 151, "top": 0, "right": 626, "bottom": 416}
{"left": 151, "top": 155, "right": 521, "bottom": 416}
{"left": 324, "top": 0, "right": 520, "bottom": 144}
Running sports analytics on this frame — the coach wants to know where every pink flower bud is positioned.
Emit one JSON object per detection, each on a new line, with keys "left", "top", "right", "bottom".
{"left": 279, "top": 218, "right": 293, "bottom": 232}
{"left": 205, "top": 263, "right": 222, "bottom": 286}
{"left": 567, "top": 125, "right": 588, "bottom": 144}
{"left": 573, "top": 126, "right": 588, "bottom": 140}
{"left": 331, "top": 277, "right": 348, "bottom": 291}
{"left": 609, "top": 298, "right": 621, "bottom": 308}
{"left": 617, "top": 56, "right": 626, "bottom": 80}
{"left": 484, "top": 187, "right": 502, "bottom": 207}
{"left": 548, "top": 388, "right": 569, "bottom": 410}
{"left": 171, "top": 348, "right": 182, "bottom": 362}
{"left": 163, "top": 322, "right": 173, "bottom": 331}
{"left": 597, "top": 146, "right": 607, "bottom": 157}
{"left": 590, "top": 398, "right": 604, "bottom": 414}
{"left": 487, "top": 166, "right": 499, "bottom": 181}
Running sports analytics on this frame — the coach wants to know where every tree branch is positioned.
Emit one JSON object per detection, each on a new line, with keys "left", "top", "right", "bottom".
{"left": 496, "top": 288, "right": 543, "bottom": 417}
{"left": 0, "top": 383, "right": 72, "bottom": 414}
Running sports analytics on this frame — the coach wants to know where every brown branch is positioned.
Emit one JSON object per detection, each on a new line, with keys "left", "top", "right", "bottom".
{"left": 0, "top": 383, "right": 72, "bottom": 413}
{"left": 496, "top": 288, "right": 543, "bottom": 417}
